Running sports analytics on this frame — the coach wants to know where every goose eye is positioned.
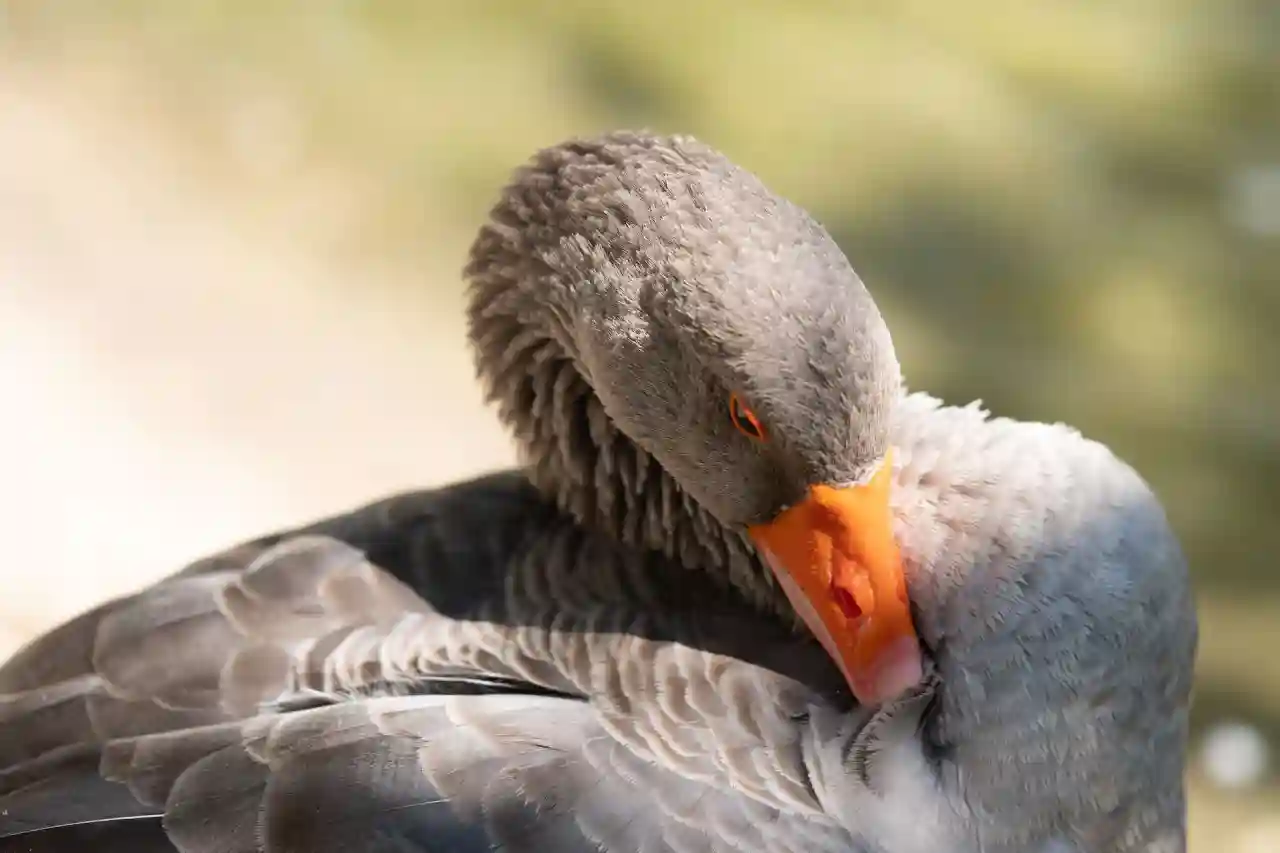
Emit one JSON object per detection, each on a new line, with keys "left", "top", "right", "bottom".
{"left": 729, "top": 393, "right": 767, "bottom": 441}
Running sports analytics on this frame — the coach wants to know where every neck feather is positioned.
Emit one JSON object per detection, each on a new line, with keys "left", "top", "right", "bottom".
{"left": 465, "top": 233, "right": 786, "bottom": 621}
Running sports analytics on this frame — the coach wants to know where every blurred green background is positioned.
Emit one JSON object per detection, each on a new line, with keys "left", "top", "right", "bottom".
{"left": 1, "top": 2, "right": 1276, "bottom": 848}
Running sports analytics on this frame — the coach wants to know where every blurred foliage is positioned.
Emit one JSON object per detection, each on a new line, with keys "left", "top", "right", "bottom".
{"left": 4, "top": 0, "right": 1279, "bottom": 843}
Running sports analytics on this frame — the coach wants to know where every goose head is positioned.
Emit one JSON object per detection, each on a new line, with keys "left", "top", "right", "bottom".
{"left": 466, "top": 131, "right": 1195, "bottom": 852}
{"left": 468, "top": 131, "right": 917, "bottom": 708}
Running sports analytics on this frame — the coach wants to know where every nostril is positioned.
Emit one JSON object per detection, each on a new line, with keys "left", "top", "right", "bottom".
{"left": 832, "top": 582, "right": 863, "bottom": 620}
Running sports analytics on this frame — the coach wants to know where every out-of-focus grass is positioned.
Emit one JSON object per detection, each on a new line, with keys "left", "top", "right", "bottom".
{"left": 2, "top": 2, "right": 1278, "bottom": 848}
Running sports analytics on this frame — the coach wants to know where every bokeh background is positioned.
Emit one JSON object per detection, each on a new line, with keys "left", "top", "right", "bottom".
{"left": 1, "top": 2, "right": 1276, "bottom": 848}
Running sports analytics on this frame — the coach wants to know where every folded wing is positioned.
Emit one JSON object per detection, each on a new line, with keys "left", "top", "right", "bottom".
{"left": 0, "top": 476, "right": 854, "bottom": 853}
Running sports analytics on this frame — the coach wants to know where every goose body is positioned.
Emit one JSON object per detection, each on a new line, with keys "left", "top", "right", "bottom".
{"left": 0, "top": 132, "right": 1195, "bottom": 853}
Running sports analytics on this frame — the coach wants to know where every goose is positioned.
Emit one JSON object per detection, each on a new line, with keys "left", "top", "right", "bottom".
{"left": 0, "top": 131, "right": 1196, "bottom": 853}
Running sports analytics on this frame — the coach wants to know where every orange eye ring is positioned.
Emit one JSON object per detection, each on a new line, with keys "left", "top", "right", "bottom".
{"left": 729, "top": 393, "right": 768, "bottom": 441}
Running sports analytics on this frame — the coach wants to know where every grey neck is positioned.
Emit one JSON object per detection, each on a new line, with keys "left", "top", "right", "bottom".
{"left": 465, "top": 251, "right": 783, "bottom": 617}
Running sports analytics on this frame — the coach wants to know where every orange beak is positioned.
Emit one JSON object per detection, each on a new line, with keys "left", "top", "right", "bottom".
{"left": 748, "top": 450, "right": 923, "bottom": 707}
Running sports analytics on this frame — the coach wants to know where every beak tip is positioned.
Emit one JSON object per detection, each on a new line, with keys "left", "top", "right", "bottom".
{"left": 852, "top": 636, "right": 925, "bottom": 707}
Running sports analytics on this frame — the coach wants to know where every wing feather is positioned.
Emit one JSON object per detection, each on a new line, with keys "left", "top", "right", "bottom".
{"left": 0, "top": 474, "right": 857, "bottom": 852}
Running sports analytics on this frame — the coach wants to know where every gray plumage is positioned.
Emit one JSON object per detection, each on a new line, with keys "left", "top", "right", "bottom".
{"left": 0, "top": 131, "right": 1195, "bottom": 853}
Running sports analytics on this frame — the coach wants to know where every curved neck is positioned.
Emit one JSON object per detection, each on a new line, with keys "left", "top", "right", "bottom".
{"left": 467, "top": 278, "right": 784, "bottom": 617}
{"left": 464, "top": 181, "right": 796, "bottom": 619}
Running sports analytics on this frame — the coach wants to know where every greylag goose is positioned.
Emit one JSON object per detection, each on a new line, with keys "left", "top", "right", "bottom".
{"left": 0, "top": 131, "right": 1196, "bottom": 853}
